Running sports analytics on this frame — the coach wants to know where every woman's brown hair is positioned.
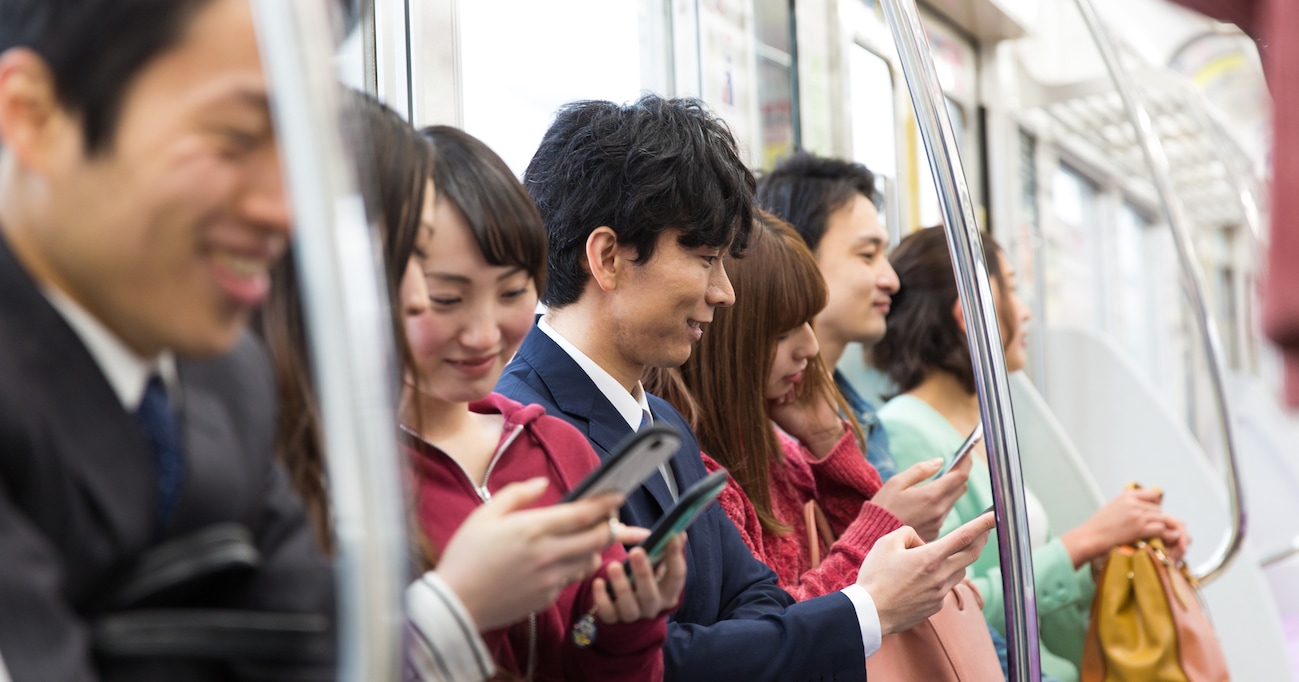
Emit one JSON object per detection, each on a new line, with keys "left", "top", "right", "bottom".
{"left": 870, "top": 226, "right": 1013, "bottom": 395}
{"left": 257, "top": 91, "right": 434, "bottom": 554}
{"left": 646, "top": 210, "right": 861, "bottom": 534}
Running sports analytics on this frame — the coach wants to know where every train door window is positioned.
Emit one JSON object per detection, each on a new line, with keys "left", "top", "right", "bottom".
{"left": 1046, "top": 164, "right": 1100, "bottom": 330}
{"left": 1114, "top": 202, "right": 1157, "bottom": 374}
{"left": 1145, "top": 226, "right": 1192, "bottom": 421}
{"left": 848, "top": 45, "right": 896, "bottom": 180}
{"left": 754, "top": 0, "right": 797, "bottom": 169}
{"left": 458, "top": 0, "right": 649, "bottom": 174}
{"left": 908, "top": 17, "right": 978, "bottom": 233}
{"left": 695, "top": 0, "right": 761, "bottom": 167}
{"left": 912, "top": 96, "right": 967, "bottom": 230}
{"left": 1207, "top": 226, "right": 1240, "bottom": 367}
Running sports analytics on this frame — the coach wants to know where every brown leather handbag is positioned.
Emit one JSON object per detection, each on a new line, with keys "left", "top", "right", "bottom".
{"left": 804, "top": 501, "right": 1004, "bottom": 682}
{"left": 1080, "top": 531, "right": 1230, "bottom": 682}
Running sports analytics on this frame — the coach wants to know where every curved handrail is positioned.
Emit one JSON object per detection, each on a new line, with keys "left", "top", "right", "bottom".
{"left": 1072, "top": 0, "right": 1246, "bottom": 586}
{"left": 1260, "top": 536, "right": 1299, "bottom": 567}
{"left": 877, "top": 2, "right": 1041, "bottom": 680}
{"left": 251, "top": 2, "right": 409, "bottom": 680}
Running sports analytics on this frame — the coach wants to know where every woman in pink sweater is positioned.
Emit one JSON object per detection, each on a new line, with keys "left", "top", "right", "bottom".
{"left": 647, "top": 210, "right": 953, "bottom": 598}
{"left": 644, "top": 213, "right": 898, "bottom": 594}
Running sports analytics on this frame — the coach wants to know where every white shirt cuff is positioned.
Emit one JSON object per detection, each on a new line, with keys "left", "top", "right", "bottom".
{"left": 840, "top": 584, "right": 883, "bottom": 659}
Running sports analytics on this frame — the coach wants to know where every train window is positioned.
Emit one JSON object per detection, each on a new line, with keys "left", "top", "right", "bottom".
{"left": 848, "top": 45, "right": 896, "bottom": 181}
{"left": 1114, "top": 203, "right": 1158, "bottom": 374}
{"left": 754, "top": 0, "right": 797, "bottom": 169}
{"left": 458, "top": 0, "right": 649, "bottom": 175}
{"left": 912, "top": 96, "right": 966, "bottom": 230}
{"left": 1046, "top": 163, "right": 1100, "bottom": 330}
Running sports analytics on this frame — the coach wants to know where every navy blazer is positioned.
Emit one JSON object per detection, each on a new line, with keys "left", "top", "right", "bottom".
{"left": 498, "top": 325, "right": 867, "bottom": 681}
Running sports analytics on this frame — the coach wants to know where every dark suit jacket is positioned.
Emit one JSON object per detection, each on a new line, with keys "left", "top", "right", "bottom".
{"left": 0, "top": 235, "right": 334, "bottom": 681}
{"left": 497, "top": 325, "right": 867, "bottom": 681}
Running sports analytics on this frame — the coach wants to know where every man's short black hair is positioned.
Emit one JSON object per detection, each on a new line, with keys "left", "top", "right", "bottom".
{"left": 523, "top": 95, "right": 756, "bottom": 308}
{"left": 0, "top": 0, "right": 214, "bottom": 154}
{"left": 756, "top": 151, "right": 878, "bottom": 254}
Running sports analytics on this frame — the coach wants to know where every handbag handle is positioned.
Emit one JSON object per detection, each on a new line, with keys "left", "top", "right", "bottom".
{"left": 803, "top": 500, "right": 837, "bottom": 569}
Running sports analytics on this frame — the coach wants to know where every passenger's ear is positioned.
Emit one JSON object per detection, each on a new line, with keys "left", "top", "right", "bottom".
{"left": 586, "top": 226, "right": 622, "bottom": 292}
{"left": 0, "top": 48, "right": 72, "bottom": 174}
{"left": 951, "top": 298, "right": 968, "bottom": 335}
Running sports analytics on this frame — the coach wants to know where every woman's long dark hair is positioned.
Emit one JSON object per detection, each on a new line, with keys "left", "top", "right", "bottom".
{"left": 256, "top": 91, "right": 434, "bottom": 554}
{"left": 870, "top": 226, "right": 1013, "bottom": 395}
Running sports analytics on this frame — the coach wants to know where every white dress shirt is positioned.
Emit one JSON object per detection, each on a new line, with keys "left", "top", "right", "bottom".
{"left": 537, "top": 316, "right": 882, "bottom": 659}
{"left": 42, "top": 287, "right": 178, "bottom": 411}
{"left": 537, "top": 317, "right": 679, "bottom": 499}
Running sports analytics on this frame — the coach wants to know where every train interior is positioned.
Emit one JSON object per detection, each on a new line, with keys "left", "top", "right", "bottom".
{"left": 322, "top": 0, "right": 1296, "bottom": 678}
{"left": 0, "top": 1, "right": 1249, "bottom": 680}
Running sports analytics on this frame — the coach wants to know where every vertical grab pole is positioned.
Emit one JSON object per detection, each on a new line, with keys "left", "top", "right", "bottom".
{"left": 1072, "top": 0, "right": 1245, "bottom": 586}
{"left": 252, "top": 2, "right": 409, "bottom": 680}
{"left": 876, "top": 2, "right": 1041, "bottom": 680}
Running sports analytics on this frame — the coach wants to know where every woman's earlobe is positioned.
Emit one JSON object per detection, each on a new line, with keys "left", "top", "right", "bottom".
{"left": 951, "top": 299, "right": 968, "bottom": 335}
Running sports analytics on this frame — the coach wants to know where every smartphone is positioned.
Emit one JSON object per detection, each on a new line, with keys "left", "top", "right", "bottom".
{"left": 937, "top": 422, "right": 983, "bottom": 477}
{"left": 636, "top": 469, "right": 730, "bottom": 567}
{"left": 560, "top": 424, "right": 682, "bottom": 503}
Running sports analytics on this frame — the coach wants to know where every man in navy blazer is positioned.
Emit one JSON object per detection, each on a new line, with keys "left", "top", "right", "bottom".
{"left": 497, "top": 95, "right": 996, "bottom": 680}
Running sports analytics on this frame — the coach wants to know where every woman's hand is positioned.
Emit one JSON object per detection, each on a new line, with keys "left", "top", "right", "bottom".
{"left": 871, "top": 455, "right": 972, "bottom": 542}
{"left": 436, "top": 478, "right": 630, "bottom": 631}
{"left": 767, "top": 384, "right": 846, "bottom": 460}
{"left": 592, "top": 533, "right": 688, "bottom": 623}
{"left": 1061, "top": 487, "right": 1166, "bottom": 568}
{"left": 1161, "top": 514, "right": 1192, "bottom": 564}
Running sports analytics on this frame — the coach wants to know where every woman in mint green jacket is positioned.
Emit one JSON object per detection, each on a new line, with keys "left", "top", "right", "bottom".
{"left": 871, "top": 227, "right": 1190, "bottom": 682}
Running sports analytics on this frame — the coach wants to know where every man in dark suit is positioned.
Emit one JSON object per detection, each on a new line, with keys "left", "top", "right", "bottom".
{"left": 497, "top": 95, "right": 997, "bottom": 680}
{"left": 0, "top": 0, "right": 334, "bottom": 679}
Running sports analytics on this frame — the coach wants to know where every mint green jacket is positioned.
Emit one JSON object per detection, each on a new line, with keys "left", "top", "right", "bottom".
{"left": 878, "top": 395, "right": 1094, "bottom": 682}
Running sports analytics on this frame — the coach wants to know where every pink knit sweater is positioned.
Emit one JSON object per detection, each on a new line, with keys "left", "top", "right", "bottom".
{"left": 702, "top": 424, "right": 904, "bottom": 600}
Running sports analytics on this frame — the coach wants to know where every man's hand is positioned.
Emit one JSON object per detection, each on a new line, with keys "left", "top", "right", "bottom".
{"left": 856, "top": 512, "right": 996, "bottom": 636}
{"left": 871, "top": 456, "right": 972, "bottom": 541}
{"left": 593, "top": 533, "right": 688, "bottom": 623}
{"left": 436, "top": 477, "right": 630, "bottom": 631}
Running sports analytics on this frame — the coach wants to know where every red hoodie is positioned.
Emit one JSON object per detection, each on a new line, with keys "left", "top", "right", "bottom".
{"left": 408, "top": 392, "right": 666, "bottom": 681}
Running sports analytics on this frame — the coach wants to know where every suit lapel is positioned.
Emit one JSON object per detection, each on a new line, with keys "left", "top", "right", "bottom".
{"left": 0, "top": 234, "right": 156, "bottom": 552}
{"left": 514, "top": 327, "right": 677, "bottom": 515}
{"left": 168, "top": 374, "right": 245, "bottom": 536}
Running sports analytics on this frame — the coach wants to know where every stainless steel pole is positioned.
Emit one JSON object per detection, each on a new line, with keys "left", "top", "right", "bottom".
{"left": 251, "top": 2, "right": 409, "bottom": 680}
{"left": 1072, "top": 0, "right": 1245, "bottom": 586}
{"left": 877, "top": 2, "right": 1041, "bottom": 680}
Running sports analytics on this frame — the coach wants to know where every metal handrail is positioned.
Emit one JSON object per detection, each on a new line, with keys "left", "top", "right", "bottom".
{"left": 251, "top": 2, "right": 409, "bottom": 680}
{"left": 1260, "top": 536, "right": 1299, "bottom": 568}
{"left": 877, "top": 2, "right": 1041, "bottom": 680}
{"left": 1072, "top": 0, "right": 1246, "bottom": 586}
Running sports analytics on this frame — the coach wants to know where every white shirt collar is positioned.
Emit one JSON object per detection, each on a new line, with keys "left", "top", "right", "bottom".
{"left": 538, "top": 316, "right": 649, "bottom": 431}
{"left": 43, "top": 287, "right": 179, "bottom": 411}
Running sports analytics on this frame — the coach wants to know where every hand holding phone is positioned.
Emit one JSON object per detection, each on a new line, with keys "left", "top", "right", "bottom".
{"left": 636, "top": 469, "right": 730, "bottom": 566}
{"left": 937, "top": 422, "right": 983, "bottom": 478}
{"left": 607, "top": 468, "right": 730, "bottom": 599}
{"left": 561, "top": 424, "right": 682, "bottom": 503}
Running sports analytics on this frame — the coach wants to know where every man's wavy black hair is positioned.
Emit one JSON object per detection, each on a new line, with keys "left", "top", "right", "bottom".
{"left": 523, "top": 95, "right": 756, "bottom": 307}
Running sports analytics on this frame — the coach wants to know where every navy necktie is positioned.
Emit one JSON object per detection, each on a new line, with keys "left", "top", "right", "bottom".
{"left": 136, "top": 375, "right": 184, "bottom": 534}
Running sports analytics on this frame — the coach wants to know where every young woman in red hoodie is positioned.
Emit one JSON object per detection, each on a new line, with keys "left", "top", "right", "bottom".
{"left": 400, "top": 126, "right": 686, "bottom": 681}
